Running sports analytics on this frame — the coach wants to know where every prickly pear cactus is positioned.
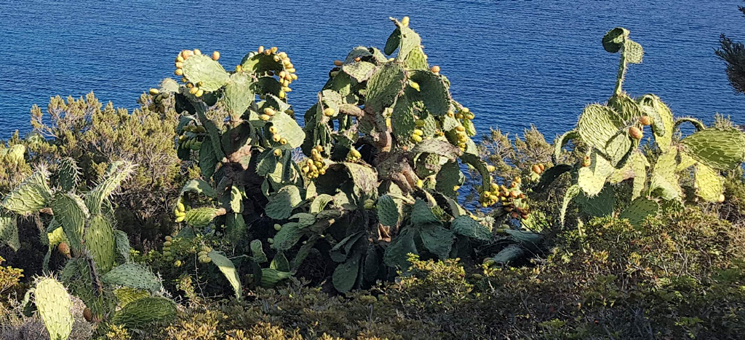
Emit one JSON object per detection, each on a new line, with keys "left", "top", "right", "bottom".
{"left": 110, "top": 297, "right": 177, "bottom": 330}
{"left": 34, "top": 277, "right": 74, "bottom": 340}
{"left": 542, "top": 27, "right": 745, "bottom": 226}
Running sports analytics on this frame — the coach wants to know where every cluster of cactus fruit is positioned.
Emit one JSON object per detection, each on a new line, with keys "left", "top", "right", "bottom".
{"left": 0, "top": 159, "right": 177, "bottom": 337}
{"left": 538, "top": 27, "right": 745, "bottom": 226}
{"left": 148, "top": 17, "right": 547, "bottom": 294}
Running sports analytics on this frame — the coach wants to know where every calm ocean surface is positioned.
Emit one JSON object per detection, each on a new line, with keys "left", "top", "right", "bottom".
{"left": 1, "top": 1, "right": 744, "bottom": 140}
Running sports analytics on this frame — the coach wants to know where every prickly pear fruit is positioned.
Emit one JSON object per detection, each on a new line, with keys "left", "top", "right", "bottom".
{"left": 83, "top": 308, "right": 93, "bottom": 322}
{"left": 58, "top": 242, "right": 71, "bottom": 258}
{"left": 629, "top": 126, "right": 643, "bottom": 140}
{"left": 401, "top": 16, "right": 410, "bottom": 26}
{"left": 639, "top": 116, "right": 652, "bottom": 126}
{"left": 431, "top": 65, "right": 440, "bottom": 74}
{"left": 211, "top": 51, "right": 220, "bottom": 61}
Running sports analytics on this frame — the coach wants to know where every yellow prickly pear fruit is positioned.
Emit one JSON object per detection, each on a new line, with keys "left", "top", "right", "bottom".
{"left": 149, "top": 88, "right": 159, "bottom": 95}
{"left": 175, "top": 61, "right": 184, "bottom": 68}
{"left": 235, "top": 65, "right": 243, "bottom": 72}
{"left": 212, "top": 51, "right": 220, "bottom": 61}
{"left": 176, "top": 55, "right": 184, "bottom": 63}
{"left": 273, "top": 55, "right": 281, "bottom": 62}
{"left": 315, "top": 145, "right": 324, "bottom": 152}
{"left": 413, "top": 129, "right": 423, "bottom": 136}
{"left": 182, "top": 50, "right": 193, "bottom": 58}
{"left": 280, "top": 138, "right": 288, "bottom": 145}
{"left": 175, "top": 215, "right": 185, "bottom": 223}
{"left": 273, "top": 149, "right": 282, "bottom": 157}
{"left": 260, "top": 114, "right": 271, "bottom": 121}
{"left": 411, "top": 135, "right": 423, "bottom": 143}
{"left": 279, "top": 91, "right": 286, "bottom": 99}
{"left": 174, "top": 69, "right": 183, "bottom": 76}
{"left": 582, "top": 155, "right": 591, "bottom": 167}
{"left": 354, "top": 57, "right": 361, "bottom": 62}
{"left": 264, "top": 108, "right": 276, "bottom": 116}
{"left": 532, "top": 164, "right": 542, "bottom": 174}
{"left": 416, "top": 179, "right": 423, "bottom": 188}
{"left": 350, "top": 149, "right": 361, "bottom": 158}
{"left": 486, "top": 165, "right": 496, "bottom": 172}
{"left": 189, "top": 87, "right": 198, "bottom": 95}
{"left": 719, "top": 194, "right": 726, "bottom": 203}
{"left": 456, "top": 125, "right": 465, "bottom": 132}
{"left": 199, "top": 256, "right": 211, "bottom": 264}
{"left": 258, "top": 46, "right": 264, "bottom": 53}
{"left": 193, "top": 49, "right": 202, "bottom": 55}
{"left": 430, "top": 65, "right": 440, "bottom": 74}
{"left": 639, "top": 116, "right": 652, "bottom": 126}
{"left": 385, "top": 118, "right": 391, "bottom": 128}
{"left": 195, "top": 89, "right": 204, "bottom": 97}
{"left": 629, "top": 126, "right": 643, "bottom": 140}
{"left": 271, "top": 46, "right": 278, "bottom": 53}
{"left": 291, "top": 74, "right": 298, "bottom": 81}
{"left": 334, "top": 60, "right": 343, "bottom": 66}
{"left": 181, "top": 77, "right": 188, "bottom": 83}
{"left": 322, "top": 107, "right": 335, "bottom": 117}
{"left": 165, "top": 236, "right": 173, "bottom": 242}
{"left": 401, "top": 16, "right": 410, "bottom": 26}
{"left": 174, "top": 260, "right": 182, "bottom": 267}
{"left": 453, "top": 185, "right": 460, "bottom": 191}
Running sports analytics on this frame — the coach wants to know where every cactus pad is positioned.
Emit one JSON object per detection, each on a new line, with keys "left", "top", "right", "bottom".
{"left": 602, "top": 27, "right": 630, "bottom": 53}
{"left": 34, "top": 277, "right": 73, "bottom": 340}
{"left": 271, "top": 112, "right": 306, "bottom": 148}
{"left": 419, "top": 223, "right": 453, "bottom": 260}
{"left": 411, "top": 199, "right": 439, "bottom": 226}
{"left": 649, "top": 149, "right": 683, "bottom": 200}
{"left": 489, "top": 244, "right": 525, "bottom": 265}
{"left": 0, "top": 212, "right": 19, "bottom": 251}
{"left": 377, "top": 195, "right": 400, "bottom": 227}
{"left": 259, "top": 268, "right": 292, "bottom": 288}
{"left": 56, "top": 157, "right": 80, "bottom": 192}
{"left": 619, "top": 197, "right": 659, "bottom": 227}
{"left": 576, "top": 104, "right": 631, "bottom": 164}
{"left": 383, "top": 227, "right": 417, "bottom": 270}
{"left": 111, "top": 297, "right": 176, "bottom": 330}
{"left": 577, "top": 151, "right": 614, "bottom": 196}
{"left": 207, "top": 250, "right": 242, "bottom": 299}
{"left": 332, "top": 252, "right": 361, "bottom": 293}
{"left": 342, "top": 61, "right": 377, "bottom": 82}
{"left": 114, "top": 230, "right": 130, "bottom": 263}
{"left": 451, "top": 216, "right": 491, "bottom": 241}
{"left": 84, "top": 214, "right": 116, "bottom": 273}
{"left": 184, "top": 207, "right": 222, "bottom": 228}
{"left": 101, "top": 263, "right": 162, "bottom": 292}
{"left": 407, "top": 70, "right": 450, "bottom": 116}
{"left": 182, "top": 54, "right": 229, "bottom": 92}
{"left": 250, "top": 240, "right": 268, "bottom": 263}
{"left": 223, "top": 72, "right": 253, "bottom": 118}
{"left": 365, "top": 63, "right": 406, "bottom": 113}
{"left": 680, "top": 129, "right": 745, "bottom": 170}
{"left": 51, "top": 192, "right": 89, "bottom": 252}
{"left": 265, "top": 185, "right": 302, "bottom": 220}
{"left": 561, "top": 185, "right": 581, "bottom": 227}
{"left": 180, "top": 179, "right": 216, "bottom": 198}
{"left": 2, "top": 168, "right": 52, "bottom": 215}
{"left": 85, "top": 161, "right": 135, "bottom": 215}
{"left": 694, "top": 163, "right": 724, "bottom": 202}
{"left": 637, "top": 94, "right": 673, "bottom": 149}
{"left": 272, "top": 222, "right": 303, "bottom": 251}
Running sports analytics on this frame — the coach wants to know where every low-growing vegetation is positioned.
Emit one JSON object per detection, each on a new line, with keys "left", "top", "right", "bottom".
{"left": 1, "top": 14, "right": 744, "bottom": 340}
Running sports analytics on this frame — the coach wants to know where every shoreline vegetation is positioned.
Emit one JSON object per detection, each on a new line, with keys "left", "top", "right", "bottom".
{"left": 2, "top": 14, "right": 745, "bottom": 340}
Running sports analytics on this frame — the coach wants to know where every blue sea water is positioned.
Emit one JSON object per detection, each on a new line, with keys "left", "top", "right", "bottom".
{"left": 1, "top": 1, "right": 744, "bottom": 140}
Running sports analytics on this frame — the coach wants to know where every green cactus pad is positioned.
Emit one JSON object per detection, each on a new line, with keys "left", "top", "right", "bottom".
{"left": 43, "top": 226, "right": 66, "bottom": 270}
{"left": 84, "top": 214, "right": 116, "bottom": 273}
{"left": 411, "top": 199, "right": 439, "bottom": 226}
{"left": 602, "top": 27, "right": 630, "bottom": 53}
{"left": 0, "top": 212, "right": 19, "bottom": 251}
{"left": 113, "top": 287, "right": 149, "bottom": 308}
{"left": 534, "top": 164, "right": 573, "bottom": 193}
{"left": 561, "top": 185, "right": 581, "bottom": 227}
{"left": 608, "top": 151, "right": 649, "bottom": 199}
{"left": 182, "top": 207, "right": 220, "bottom": 227}
{"left": 608, "top": 93, "right": 643, "bottom": 122}
{"left": 2, "top": 168, "right": 52, "bottom": 215}
{"left": 34, "top": 277, "right": 73, "bottom": 340}
{"left": 207, "top": 250, "right": 242, "bottom": 299}
{"left": 159, "top": 78, "right": 180, "bottom": 94}
{"left": 101, "top": 263, "right": 162, "bottom": 292}
{"left": 624, "top": 40, "right": 644, "bottom": 64}
{"left": 223, "top": 72, "right": 254, "bottom": 119}
{"left": 114, "top": 230, "right": 130, "bottom": 263}
{"left": 51, "top": 192, "right": 89, "bottom": 252}
{"left": 290, "top": 213, "right": 316, "bottom": 228}
{"left": 273, "top": 222, "right": 303, "bottom": 251}
{"left": 649, "top": 148, "right": 683, "bottom": 200}
{"left": 619, "top": 197, "right": 659, "bottom": 227}
{"left": 404, "top": 46, "right": 428, "bottom": 70}
{"left": 694, "top": 163, "right": 724, "bottom": 202}
{"left": 451, "top": 216, "right": 491, "bottom": 241}
{"left": 384, "top": 27, "right": 401, "bottom": 55}
{"left": 553, "top": 130, "right": 579, "bottom": 163}
{"left": 366, "top": 62, "right": 406, "bottom": 113}
{"left": 310, "top": 194, "right": 334, "bottom": 214}
{"left": 392, "top": 19, "right": 422, "bottom": 61}
{"left": 407, "top": 70, "right": 450, "bottom": 116}
{"left": 377, "top": 195, "right": 400, "bottom": 227}
{"left": 383, "top": 227, "right": 417, "bottom": 270}
{"left": 85, "top": 161, "right": 135, "bottom": 215}
{"left": 111, "top": 297, "right": 176, "bottom": 330}
{"left": 435, "top": 161, "right": 464, "bottom": 197}
{"left": 460, "top": 153, "right": 491, "bottom": 191}
{"left": 391, "top": 94, "right": 417, "bottom": 140}
{"left": 271, "top": 112, "right": 306, "bottom": 148}
{"left": 342, "top": 61, "right": 377, "bottom": 82}
{"left": 332, "top": 252, "right": 362, "bottom": 293}
{"left": 676, "top": 151, "right": 698, "bottom": 172}
{"left": 637, "top": 94, "right": 674, "bottom": 148}
{"left": 489, "top": 244, "right": 525, "bottom": 266}
{"left": 57, "top": 157, "right": 79, "bottom": 192}
{"left": 259, "top": 268, "right": 293, "bottom": 288}
{"left": 265, "top": 185, "right": 302, "bottom": 220}
{"left": 180, "top": 179, "right": 216, "bottom": 198}
{"left": 250, "top": 240, "right": 268, "bottom": 263}
{"left": 182, "top": 54, "right": 229, "bottom": 92}
{"left": 674, "top": 117, "right": 706, "bottom": 132}
{"left": 198, "top": 136, "right": 219, "bottom": 179}
{"left": 412, "top": 139, "right": 461, "bottom": 161}
{"left": 576, "top": 104, "right": 631, "bottom": 164}
{"left": 680, "top": 129, "right": 745, "bottom": 170}
{"left": 577, "top": 151, "right": 614, "bottom": 196}
{"left": 575, "top": 186, "right": 615, "bottom": 218}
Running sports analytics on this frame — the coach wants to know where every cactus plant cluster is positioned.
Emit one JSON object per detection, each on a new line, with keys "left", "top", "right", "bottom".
{"left": 151, "top": 17, "right": 544, "bottom": 294}
{"left": 0, "top": 159, "right": 176, "bottom": 334}
{"left": 538, "top": 27, "right": 745, "bottom": 227}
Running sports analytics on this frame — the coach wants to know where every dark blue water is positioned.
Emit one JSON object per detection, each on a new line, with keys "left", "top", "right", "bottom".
{"left": 1, "top": 1, "right": 744, "bottom": 141}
